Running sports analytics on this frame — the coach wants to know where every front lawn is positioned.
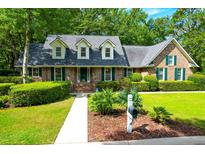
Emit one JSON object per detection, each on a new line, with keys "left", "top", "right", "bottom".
{"left": 0, "top": 96, "right": 74, "bottom": 144}
{"left": 141, "top": 93, "right": 205, "bottom": 130}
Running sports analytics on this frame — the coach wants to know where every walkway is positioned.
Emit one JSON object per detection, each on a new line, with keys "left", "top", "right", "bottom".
{"left": 101, "top": 136, "right": 205, "bottom": 145}
{"left": 55, "top": 93, "right": 88, "bottom": 144}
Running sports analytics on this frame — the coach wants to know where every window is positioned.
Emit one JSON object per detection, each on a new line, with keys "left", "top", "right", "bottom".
{"left": 105, "top": 48, "right": 110, "bottom": 58}
{"left": 176, "top": 68, "right": 183, "bottom": 80}
{"left": 168, "top": 56, "right": 174, "bottom": 65}
{"left": 81, "top": 47, "right": 86, "bottom": 57}
{"left": 105, "top": 68, "right": 112, "bottom": 81}
{"left": 56, "top": 47, "right": 62, "bottom": 57}
{"left": 32, "top": 68, "right": 39, "bottom": 77}
{"left": 55, "top": 68, "right": 62, "bottom": 81}
{"left": 127, "top": 68, "right": 133, "bottom": 77}
{"left": 158, "top": 68, "right": 164, "bottom": 80}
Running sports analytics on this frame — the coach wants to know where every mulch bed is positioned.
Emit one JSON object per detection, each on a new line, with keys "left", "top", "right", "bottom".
{"left": 88, "top": 110, "right": 205, "bottom": 142}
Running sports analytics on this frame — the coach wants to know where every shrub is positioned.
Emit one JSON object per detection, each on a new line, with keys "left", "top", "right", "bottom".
{"left": 0, "top": 83, "right": 15, "bottom": 96}
{"left": 132, "top": 82, "right": 150, "bottom": 91}
{"left": 152, "top": 106, "right": 173, "bottom": 124}
{"left": 9, "top": 81, "right": 71, "bottom": 106}
{"left": 119, "top": 77, "right": 132, "bottom": 91}
{"left": 188, "top": 74, "right": 205, "bottom": 86}
{"left": 89, "top": 89, "right": 115, "bottom": 115}
{"left": 0, "top": 76, "right": 33, "bottom": 84}
{"left": 144, "top": 75, "right": 159, "bottom": 91}
{"left": 129, "top": 73, "right": 142, "bottom": 82}
{"left": 117, "top": 87, "right": 142, "bottom": 114}
{"left": 0, "top": 95, "right": 10, "bottom": 108}
{"left": 0, "top": 69, "right": 20, "bottom": 76}
{"left": 159, "top": 81, "right": 203, "bottom": 91}
{"left": 96, "top": 81, "right": 120, "bottom": 91}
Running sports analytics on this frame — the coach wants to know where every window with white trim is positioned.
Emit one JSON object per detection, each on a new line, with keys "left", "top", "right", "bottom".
{"left": 176, "top": 68, "right": 183, "bottom": 80}
{"left": 81, "top": 47, "right": 86, "bottom": 57}
{"left": 32, "top": 68, "right": 39, "bottom": 77}
{"left": 56, "top": 47, "right": 62, "bottom": 57}
{"left": 105, "top": 48, "right": 111, "bottom": 58}
{"left": 127, "top": 68, "right": 133, "bottom": 77}
{"left": 158, "top": 68, "right": 164, "bottom": 80}
{"left": 55, "top": 68, "right": 62, "bottom": 81}
{"left": 104, "top": 68, "right": 112, "bottom": 81}
{"left": 168, "top": 55, "right": 174, "bottom": 65}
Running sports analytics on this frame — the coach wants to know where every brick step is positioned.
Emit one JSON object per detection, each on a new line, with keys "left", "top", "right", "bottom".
{"left": 72, "top": 83, "right": 96, "bottom": 92}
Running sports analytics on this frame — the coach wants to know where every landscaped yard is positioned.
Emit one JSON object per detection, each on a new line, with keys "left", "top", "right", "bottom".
{"left": 141, "top": 93, "right": 205, "bottom": 129}
{"left": 88, "top": 92, "right": 205, "bottom": 142}
{"left": 0, "top": 96, "right": 74, "bottom": 145}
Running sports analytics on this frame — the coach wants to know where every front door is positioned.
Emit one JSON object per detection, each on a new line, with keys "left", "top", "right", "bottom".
{"left": 80, "top": 68, "right": 87, "bottom": 82}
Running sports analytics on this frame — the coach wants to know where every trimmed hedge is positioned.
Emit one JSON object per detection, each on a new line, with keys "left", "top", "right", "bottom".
{"left": 188, "top": 74, "right": 205, "bottom": 85}
{"left": 159, "top": 81, "right": 203, "bottom": 91}
{"left": 9, "top": 81, "right": 71, "bottom": 106}
{"left": 144, "top": 75, "right": 159, "bottom": 91}
{"left": 96, "top": 81, "right": 120, "bottom": 91}
{"left": 0, "top": 95, "right": 10, "bottom": 108}
{"left": 0, "top": 76, "right": 33, "bottom": 84}
{"left": 132, "top": 82, "right": 150, "bottom": 92}
{"left": 130, "top": 73, "right": 142, "bottom": 82}
{"left": 0, "top": 83, "right": 15, "bottom": 96}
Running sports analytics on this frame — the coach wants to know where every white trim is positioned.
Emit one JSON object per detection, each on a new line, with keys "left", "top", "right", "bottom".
{"left": 75, "top": 38, "right": 92, "bottom": 47}
{"left": 77, "top": 67, "right": 90, "bottom": 83}
{"left": 54, "top": 67, "right": 62, "bottom": 81}
{"left": 32, "top": 67, "right": 39, "bottom": 77}
{"left": 49, "top": 37, "right": 68, "bottom": 48}
{"left": 100, "top": 39, "right": 116, "bottom": 48}
{"left": 168, "top": 55, "right": 175, "bottom": 66}
{"left": 104, "top": 68, "right": 112, "bottom": 81}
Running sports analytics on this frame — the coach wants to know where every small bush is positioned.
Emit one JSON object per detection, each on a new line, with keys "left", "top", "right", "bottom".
{"left": 119, "top": 77, "right": 132, "bottom": 91}
{"left": 117, "top": 87, "right": 143, "bottom": 114}
{"left": 144, "top": 75, "right": 159, "bottom": 91}
{"left": 129, "top": 73, "right": 142, "bottom": 82}
{"left": 159, "top": 81, "right": 203, "bottom": 91}
{"left": 89, "top": 89, "right": 115, "bottom": 115}
{"left": 0, "top": 95, "right": 10, "bottom": 108}
{"left": 96, "top": 81, "right": 120, "bottom": 91}
{"left": 132, "top": 82, "right": 150, "bottom": 91}
{"left": 152, "top": 106, "right": 173, "bottom": 124}
{"left": 0, "top": 76, "right": 33, "bottom": 84}
{"left": 0, "top": 83, "right": 15, "bottom": 96}
{"left": 9, "top": 81, "right": 71, "bottom": 106}
{"left": 188, "top": 74, "right": 205, "bottom": 86}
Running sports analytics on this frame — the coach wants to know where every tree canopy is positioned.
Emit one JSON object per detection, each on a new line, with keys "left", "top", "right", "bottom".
{"left": 0, "top": 8, "right": 204, "bottom": 70}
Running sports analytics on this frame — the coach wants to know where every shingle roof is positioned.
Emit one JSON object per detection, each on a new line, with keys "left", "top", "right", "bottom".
{"left": 123, "top": 38, "right": 173, "bottom": 67}
{"left": 16, "top": 35, "right": 128, "bottom": 67}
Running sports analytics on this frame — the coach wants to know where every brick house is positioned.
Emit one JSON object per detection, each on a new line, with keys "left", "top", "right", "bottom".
{"left": 16, "top": 35, "right": 198, "bottom": 92}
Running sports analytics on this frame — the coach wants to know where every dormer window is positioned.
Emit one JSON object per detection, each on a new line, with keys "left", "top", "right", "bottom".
{"left": 81, "top": 47, "right": 86, "bottom": 57}
{"left": 100, "top": 39, "right": 115, "bottom": 60}
{"left": 105, "top": 48, "right": 111, "bottom": 58}
{"left": 56, "top": 47, "right": 62, "bottom": 57}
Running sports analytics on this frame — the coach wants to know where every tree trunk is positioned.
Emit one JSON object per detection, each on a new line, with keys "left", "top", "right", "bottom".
{"left": 22, "top": 9, "right": 32, "bottom": 84}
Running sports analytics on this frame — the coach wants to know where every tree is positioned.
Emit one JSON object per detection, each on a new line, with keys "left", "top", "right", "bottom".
{"left": 22, "top": 9, "right": 32, "bottom": 84}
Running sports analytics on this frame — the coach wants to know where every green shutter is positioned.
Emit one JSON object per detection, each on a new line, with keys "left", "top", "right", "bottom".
{"left": 124, "top": 68, "right": 127, "bottom": 77}
{"left": 51, "top": 67, "right": 54, "bottom": 81}
{"left": 174, "top": 56, "right": 177, "bottom": 65}
{"left": 101, "top": 67, "right": 104, "bottom": 81}
{"left": 164, "top": 68, "right": 168, "bottom": 80}
{"left": 39, "top": 68, "right": 42, "bottom": 77}
{"left": 174, "top": 68, "right": 178, "bottom": 80}
{"left": 28, "top": 68, "right": 32, "bottom": 76}
{"left": 183, "top": 68, "right": 186, "bottom": 80}
{"left": 62, "top": 67, "right": 65, "bottom": 81}
{"left": 156, "top": 68, "right": 159, "bottom": 80}
{"left": 112, "top": 68, "right": 115, "bottom": 81}
{"left": 166, "top": 55, "right": 169, "bottom": 65}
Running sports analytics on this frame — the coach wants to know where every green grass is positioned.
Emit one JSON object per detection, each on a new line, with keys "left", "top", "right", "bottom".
{"left": 0, "top": 96, "right": 74, "bottom": 145}
{"left": 141, "top": 93, "right": 205, "bottom": 129}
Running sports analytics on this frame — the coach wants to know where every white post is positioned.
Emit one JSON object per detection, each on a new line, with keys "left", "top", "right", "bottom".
{"left": 127, "top": 94, "right": 134, "bottom": 133}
